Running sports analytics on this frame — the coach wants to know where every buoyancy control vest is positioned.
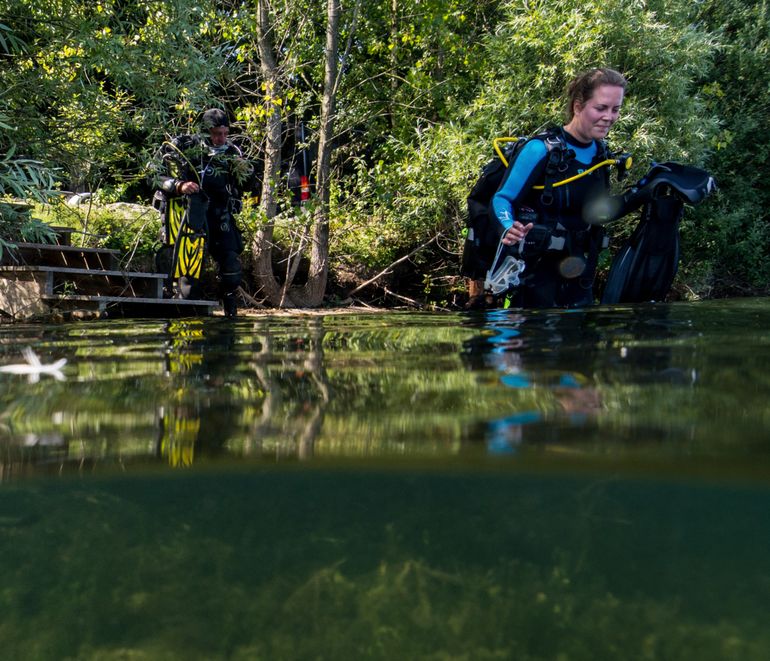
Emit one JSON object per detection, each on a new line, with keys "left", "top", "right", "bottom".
{"left": 157, "top": 134, "right": 246, "bottom": 208}
{"left": 462, "top": 130, "right": 561, "bottom": 280}
{"left": 462, "top": 127, "right": 616, "bottom": 281}
{"left": 515, "top": 129, "right": 611, "bottom": 232}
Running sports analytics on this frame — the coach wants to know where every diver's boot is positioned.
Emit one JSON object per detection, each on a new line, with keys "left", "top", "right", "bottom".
{"left": 178, "top": 275, "right": 202, "bottom": 300}
{"left": 222, "top": 292, "right": 238, "bottom": 318}
{"left": 465, "top": 278, "right": 487, "bottom": 310}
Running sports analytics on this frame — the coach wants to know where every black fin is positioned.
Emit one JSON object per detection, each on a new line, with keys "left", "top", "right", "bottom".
{"left": 601, "top": 162, "right": 715, "bottom": 304}
{"left": 636, "top": 162, "right": 717, "bottom": 205}
{"left": 602, "top": 194, "right": 683, "bottom": 303}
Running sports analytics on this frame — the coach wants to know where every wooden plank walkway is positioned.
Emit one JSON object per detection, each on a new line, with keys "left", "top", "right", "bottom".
{"left": 0, "top": 229, "right": 219, "bottom": 320}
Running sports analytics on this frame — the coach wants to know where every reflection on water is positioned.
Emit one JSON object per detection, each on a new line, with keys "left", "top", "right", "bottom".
{"left": 3, "top": 299, "right": 769, "bottom": 476}
{"left": 1, "top": 300, "right": 770, "bottom": 658}
{"left": 1, "top": 313, "right": 478, "bottom": 473}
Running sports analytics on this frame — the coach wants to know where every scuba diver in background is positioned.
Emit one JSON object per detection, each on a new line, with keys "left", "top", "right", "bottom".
{"left": 151, "top": 108, "right": 258, "bottom": 318}
{"left": 491, "top": 67, "right": 627, "bottom": 309}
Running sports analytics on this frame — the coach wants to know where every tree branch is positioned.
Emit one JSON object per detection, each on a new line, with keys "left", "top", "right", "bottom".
{"left": 341, "top": 233, "right": 439, "bottom": 301}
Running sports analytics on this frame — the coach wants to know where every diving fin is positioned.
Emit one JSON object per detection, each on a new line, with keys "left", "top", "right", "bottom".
{"left": 602, "top": 162, "right": 716, "bottom": 304}
{"left": 602, "top": 193, "right": 684, "bottom": 303}
{"left": 633, "top": 161, "right": 717, "bottom": 205}
{"left": 169, "top": 192, "right": 208, "bottom": 281}
{"left": 588, "top": 161, "right": 716, "bottom": 227}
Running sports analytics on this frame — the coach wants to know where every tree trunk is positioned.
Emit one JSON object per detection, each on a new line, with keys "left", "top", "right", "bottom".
{"left": 291, "top": 0, "right": 341, "bottom": 307}
{"left": 252, "top": 0, "right": 293, "bottom": 306}
{"left": 389, "top": 0, "right": 398, "bottom": 131}
{"left": 251, "top": 0, "right": 352, "bottom": 308}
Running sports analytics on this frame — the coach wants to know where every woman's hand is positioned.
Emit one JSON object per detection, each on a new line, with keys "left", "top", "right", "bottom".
{"left": 501, "top": 221, "right": 534, "bottom": 246}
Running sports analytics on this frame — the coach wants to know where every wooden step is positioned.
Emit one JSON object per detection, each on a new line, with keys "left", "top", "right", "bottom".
{"left": 1, "top": 242, "right": 120, "bottom": 271}
{"left": 0, "top": 265, "right": 166, "bottom": 299}
{"left": 1, "top": 230, "right": 225, "bottom": 320}
{"left": 1, "top": 267, "right": 219, "bottom": 320}
{"left": 47, "top": 226, "right": 109, "bottom": 247}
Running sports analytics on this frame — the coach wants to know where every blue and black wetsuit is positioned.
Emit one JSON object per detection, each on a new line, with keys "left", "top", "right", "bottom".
{"left": 491, "top": 128, "right": 609, "bottom": 308}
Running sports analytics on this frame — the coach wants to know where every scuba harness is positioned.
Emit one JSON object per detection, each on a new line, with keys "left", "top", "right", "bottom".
{"left": 463, "top": 127, "right": 633, "bottom": 298}
{"left": 492, "top": 135, "right": 631, "bottom": 190}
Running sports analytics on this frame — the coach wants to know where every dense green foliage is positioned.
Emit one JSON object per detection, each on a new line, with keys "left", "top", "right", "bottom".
{"left": 682, "top": 0, "right": 770, "bottom": 295}
{"left": 1, "top": 0, "right": 768, "bottom": 303}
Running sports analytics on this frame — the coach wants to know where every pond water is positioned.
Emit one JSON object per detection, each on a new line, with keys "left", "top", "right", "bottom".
{"left": 1, "top": 299, "right": 769, "bottom": 659}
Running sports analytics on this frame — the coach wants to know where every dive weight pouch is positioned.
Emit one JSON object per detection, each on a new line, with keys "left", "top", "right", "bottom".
{"left": 519, "top": 224, "right": 553, "bottom": 258}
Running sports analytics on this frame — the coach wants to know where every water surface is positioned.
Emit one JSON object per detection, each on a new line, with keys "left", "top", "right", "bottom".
{"left": 1, "top": 299, "right": 769, "bottom": 659}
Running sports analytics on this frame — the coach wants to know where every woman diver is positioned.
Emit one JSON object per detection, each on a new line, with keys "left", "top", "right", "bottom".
{"left": 491, "top": 67, "right": 627, "bottom": 308}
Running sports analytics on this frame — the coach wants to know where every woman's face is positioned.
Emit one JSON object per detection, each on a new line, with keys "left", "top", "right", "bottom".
{"left": 572, "top": 84, "right": 625, "bottom": 141}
